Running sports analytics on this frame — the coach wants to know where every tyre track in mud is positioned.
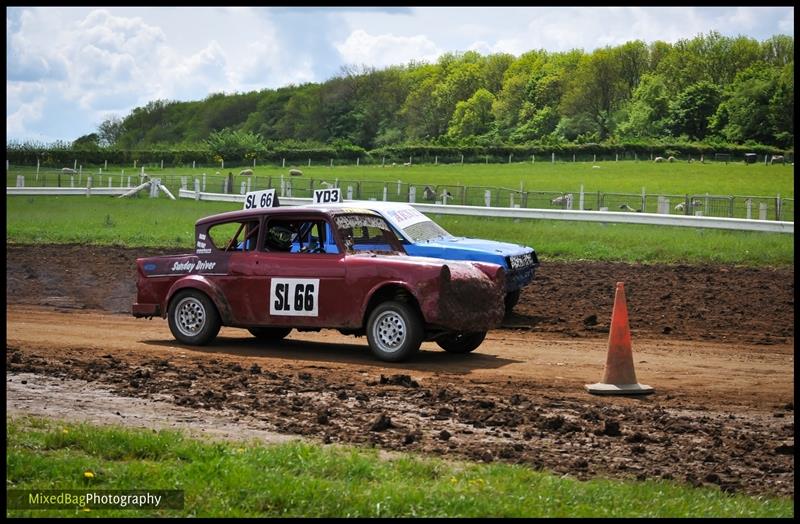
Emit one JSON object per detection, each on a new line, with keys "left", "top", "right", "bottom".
{"left": 5, "top": 243, "right": 796, "bottom": 497}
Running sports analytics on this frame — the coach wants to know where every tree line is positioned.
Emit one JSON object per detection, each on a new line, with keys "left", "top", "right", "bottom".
{"left": 17, "top": 32, "right": 798, "bottom": 158}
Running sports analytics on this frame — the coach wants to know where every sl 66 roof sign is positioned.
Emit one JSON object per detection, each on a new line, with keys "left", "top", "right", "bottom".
{"left": 243, "top": 189, "right": 278, "bottom": 210}
{"left": 313, "top": 188, "right": 342, "bottom": 204}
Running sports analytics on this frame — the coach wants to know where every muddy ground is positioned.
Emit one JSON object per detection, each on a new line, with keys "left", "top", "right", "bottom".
{"left": 5, "top": 244, "right": 796, "bottom": 498}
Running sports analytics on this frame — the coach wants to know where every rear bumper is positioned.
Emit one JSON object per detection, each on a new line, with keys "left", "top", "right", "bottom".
{"left": 132, "top": 303, "right": 161, "bottom": 318}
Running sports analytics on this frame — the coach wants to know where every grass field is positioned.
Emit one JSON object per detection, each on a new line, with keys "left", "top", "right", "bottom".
{"left": 6, "top": 196, "right": 793, "bottom": 266}
{"left": 8, "top": 160, "right": 794, "bottom": 197}
{"left": 6, "top": 415, "right": 792, "bottom": 518}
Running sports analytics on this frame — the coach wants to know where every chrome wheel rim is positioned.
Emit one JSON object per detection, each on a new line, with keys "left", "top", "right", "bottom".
{"left": 175, "top": 297, "right": 206, "bottom": 337}
{"left": 373, "top": 311, "right": 407, "bottom": 353}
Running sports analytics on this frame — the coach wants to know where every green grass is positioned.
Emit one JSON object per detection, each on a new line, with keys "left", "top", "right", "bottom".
{"left": 7, "top": 160, "right": 794, "bottom": 197}
{"left": 6, "top": 415, "right": 793, "bottom": 518}
{"left": 5, "top": 196, "right": 793, "bottom": 266}
{"left": 6, "top": 196, "right": 793, "bottom": 266}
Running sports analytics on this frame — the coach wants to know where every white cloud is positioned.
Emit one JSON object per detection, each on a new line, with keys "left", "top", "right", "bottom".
{"left": 335, "top": 29, "right": 442, "bottom": 67}
{"left": 6, "top": 83, "right": 47, "bottom": 138}
{"left": 5, "top": 6, "right": 794, "bottom": 142}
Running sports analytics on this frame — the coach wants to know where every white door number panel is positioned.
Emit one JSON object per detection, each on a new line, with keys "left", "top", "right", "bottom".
{"left": 270, "top": 278, "right": 319, "bottom": 317}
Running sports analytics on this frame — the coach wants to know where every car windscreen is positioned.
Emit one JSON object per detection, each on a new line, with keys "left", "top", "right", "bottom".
{"left": 401, "top": 219, "right": 452, "bottom": 243}
{"left": 334, "top": 214, "right": 406, "bottom": 255}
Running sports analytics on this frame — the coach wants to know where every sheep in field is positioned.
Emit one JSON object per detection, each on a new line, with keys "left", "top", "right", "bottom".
{"left": 550, "top": 194, "right": 573, "bottom": 207}
{"left": 239, "top": 169, "right": 253, "bottom": 176}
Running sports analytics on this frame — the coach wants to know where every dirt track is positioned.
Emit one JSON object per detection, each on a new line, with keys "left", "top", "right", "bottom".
{"left": 5, "top": 244, "right": 796, "bottom": 497}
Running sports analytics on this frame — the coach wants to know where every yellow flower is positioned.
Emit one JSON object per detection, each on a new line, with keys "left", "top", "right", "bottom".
{"left": 84, "top": 471, "right": 94, "bottom": 479}
{"left": 62, "top": 429, "right": 69, "bottom": 434}
{"left": 82, "top": 508, "right": 91, "bottom": 512}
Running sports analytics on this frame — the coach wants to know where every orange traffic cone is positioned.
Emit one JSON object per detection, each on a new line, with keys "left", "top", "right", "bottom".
{"left": 585, "top": 282, "right": 654, "bottom": 395}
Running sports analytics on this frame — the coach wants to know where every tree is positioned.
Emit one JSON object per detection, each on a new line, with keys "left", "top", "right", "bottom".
{"left": 710, "top": 64, "right": 780, "bottom": 144}
{"left": 97, "top": 116, "right": 124, "bottom": 146}
{"left": 205, "top": 128, "right": 266, "bottom": 161}
{"left": 667, "top": 81, "right": 721, "bottom": 140}
{"left": 617, "top": 73, "right": 671, "bottom": 139}
{"left": 72, "top": 133, "right": 100, "bottom": 150}
{"left": 447, "top": 88, "right": 496, "bottom": 139}
{"left": 560, "top": 48, "right": 627, "bottom": 140}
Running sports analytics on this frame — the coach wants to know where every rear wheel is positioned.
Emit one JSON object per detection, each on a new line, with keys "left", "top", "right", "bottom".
{"left": 366, "top": 301, "right": 423, "bottom": 362}
{"left": 168, "top": 290, "right": 220, "bottom": 345}
{"left": 436, "top": 331, "right": 487, "bottom": 354}
{"left": 248, "top": 327, "right": 292, "bottom": 341}
{"left": 504, "top": 289, "right": 521, "bottom": 313}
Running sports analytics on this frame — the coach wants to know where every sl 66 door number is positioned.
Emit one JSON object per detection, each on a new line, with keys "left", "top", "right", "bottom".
{"left": 270, "top": 278, "right": 319, "bottom": 316}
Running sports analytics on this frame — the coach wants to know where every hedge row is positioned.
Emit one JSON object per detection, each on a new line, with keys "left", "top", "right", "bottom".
{"left": 6, "top": 142, "right": 791, "bottom": 167}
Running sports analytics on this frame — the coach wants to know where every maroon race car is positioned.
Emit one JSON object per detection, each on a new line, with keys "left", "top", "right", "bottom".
{"left": 133, "top": 206, "right": 506, "bottom": 361}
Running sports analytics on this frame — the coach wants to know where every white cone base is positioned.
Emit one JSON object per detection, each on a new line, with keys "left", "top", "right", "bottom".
{"left": 585, "top": 382, "right": 654, "bottom": 395}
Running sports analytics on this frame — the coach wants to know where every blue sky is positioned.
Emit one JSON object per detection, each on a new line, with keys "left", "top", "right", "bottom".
{"left": 6, "top": 6, "right": 794, "bottom": 143}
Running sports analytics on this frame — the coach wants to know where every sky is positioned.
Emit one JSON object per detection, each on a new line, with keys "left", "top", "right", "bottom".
{"left": 6, "top": 6, "right": 795, "bottom": 144}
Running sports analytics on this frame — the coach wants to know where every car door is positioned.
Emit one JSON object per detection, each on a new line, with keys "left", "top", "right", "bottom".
{"left": 240, "top": 216, "right": 350, "bottom": 328}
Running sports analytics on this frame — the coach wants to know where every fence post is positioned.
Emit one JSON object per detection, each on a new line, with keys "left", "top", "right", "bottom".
{"left": 308, "top": 158, "right": 311, "bottom": 167}
{"left": 573, "top": 153, "right": 575, "bottom": 162}
{"left": 86, "top": 176, "right": 92, "bottom": 197}
{"left": 382, "top": 156, "right": 385, "bottom": 167}
{"left": 202, "top": 173, "right": 206, "bottom": 192}
{"left": 759, "top": 202, "right": 767, "bottom": 220}
{"left": 642, "top": 187, "right": 646, "bottom": 212}
{"left": 579, "top": 184, "right": 584, "bottom": 210}
{"left": 509, "top": 153, "right": 513, "bottom": 163}
{"left": 347, "top": 185, "right": 353, "bottom": 200}
{"left": 330, "top": 159, "right": 333, "bottom": 168}
{"left": 36, "top": 158, "right": 40, "bottom": 181}
{"left": 193, "top": 160, "right": 196, "bottom": 169}
{"left": 746, "top": 198, "right": 752, "bottom": 219}
{"left": 616, "top": 153, "right": 619, "bottom": 162}
{"left": 195, "top": 178, "right": 201, "bottom": 201}
{"left": 461, "top": 154, "right": 464, "bottom": 165}
{"left": 408, "top": 186, "right": 416, "bottom": 203}
{"left": 241, "top": 181, "right": 246, "bottom": 195}
{"left": 531, "top": 154, "right": 535, "bottom": 164}
{"left": 435, "top": 155, "right": 438, "bottom": 165}
{"left": 356, "top": 157, "right": 359, "bottom": 167}
{"left": 484, "top": 190, "right": 491, "bottom": 207}
{"left": 776, "top": 194, "right": 781, "bottom": 221}
{"left": 551, "top": 152, "right": 555, "bottom": 163}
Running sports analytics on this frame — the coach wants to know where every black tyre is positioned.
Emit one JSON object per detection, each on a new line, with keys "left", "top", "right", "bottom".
{"left": 167, "top": 289, "right": 221, "bottom": 345}
{"left": 436, "top": 331, "right": 487, "bottom": 354}
{"left": 248, "top": 327, "right": 292, "bottom": 341}
{"left": 504, "top": 289, "right": 521, "bottom": 313}
{"left": 366, "top": 301, "right": 424, "bottom": 362}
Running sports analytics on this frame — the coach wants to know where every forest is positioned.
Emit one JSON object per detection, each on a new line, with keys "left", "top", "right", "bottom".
{"left": 12, "top": 32, "right": 795, "bottom": 159}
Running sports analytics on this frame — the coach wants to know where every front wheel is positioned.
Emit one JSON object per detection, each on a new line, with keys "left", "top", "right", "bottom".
{"left": 248, "top": 327, "right": 292, "bottom": 341}
{"left": 504, "top": 289, "right": 521, "bottom": 313}
{"left": 436, "top": 331, "right": 487, "bottom": 354}
{"left": 168, "top": 290, "right": 221, "bottom": 345}
{"left": 366, "top": 301, "right": 423, "bottom": 362}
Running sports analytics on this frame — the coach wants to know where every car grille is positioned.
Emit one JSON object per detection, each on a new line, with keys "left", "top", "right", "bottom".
{"left": 507, "top": 251, "right": 538, "bottom": 270}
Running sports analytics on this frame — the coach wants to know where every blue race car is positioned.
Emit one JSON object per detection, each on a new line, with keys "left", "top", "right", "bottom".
{"left": 307, "top": 200, "right": 539, "bottom": 312}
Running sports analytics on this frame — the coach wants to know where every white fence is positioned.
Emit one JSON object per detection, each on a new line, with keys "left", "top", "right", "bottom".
{"left": 175, "top": 189, "right": 793, "bottom": 234}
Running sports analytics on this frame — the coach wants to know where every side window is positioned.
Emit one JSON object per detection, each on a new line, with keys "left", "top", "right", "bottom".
{"left": 264, "top": 219, "right": 339, "bottom": 254}
{"left": 208, "top": 220, "right": 260, "bottom": 252}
